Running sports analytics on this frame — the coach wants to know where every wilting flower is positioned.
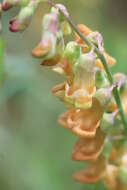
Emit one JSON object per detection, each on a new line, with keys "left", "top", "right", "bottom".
{"left": 72, "top": 129, "right": 105, "bottom": 161}
{"left": 9, "top": 0, "right": 38, "bottom": 32}
{"left": 75, "top": 24, "right": 116, "bottom": 70}
{"left": 73, "top": 156, "right": 106, "bottom": 184}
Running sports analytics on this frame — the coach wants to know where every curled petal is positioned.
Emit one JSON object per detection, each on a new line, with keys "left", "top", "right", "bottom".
{"left": 52, "top": 83, "right": 65, "bottom": 101}
{"left": 72, "top": 129, "right": 105, "bottom": 161}
{"left": 58, "top": 99, "right": 104, "bottom": 138}
{"left": 73, "top": 157, "right": 106, "bottom": 184}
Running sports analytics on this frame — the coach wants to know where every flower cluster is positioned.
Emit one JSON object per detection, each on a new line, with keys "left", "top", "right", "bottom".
{"left": 2, "top": 0, "right": 40, "bottom": 32}
{"left": 2, "top": 1, "right": 127, "bottom": 189}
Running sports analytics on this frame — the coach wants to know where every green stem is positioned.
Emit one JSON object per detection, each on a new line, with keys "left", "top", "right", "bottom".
{"left": 47, "top": 0, "right": 127, "bottom": 130}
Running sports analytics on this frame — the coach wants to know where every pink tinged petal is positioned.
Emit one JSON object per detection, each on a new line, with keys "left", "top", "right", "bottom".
{"left": 56, "top": 4, "right": 69, "bottom": 17}
{"left": 2, "top": 2, "right": 11, "bottom": 11}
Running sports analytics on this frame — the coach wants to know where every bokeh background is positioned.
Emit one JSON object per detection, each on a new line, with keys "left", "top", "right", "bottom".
{"left": 0, "top": 0, "right": 127, "bottom": 190}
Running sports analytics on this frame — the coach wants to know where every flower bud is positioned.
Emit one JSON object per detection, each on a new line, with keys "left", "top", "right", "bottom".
{"left": 114, "top": 73, "right": 127, "bottom": 91}
{"left": 52, "top": 4, "right": 69, "bottom": 20}
{"left": 2, "top": 0, "right": 29, "bottom": 11}
{"left": 94, "top": 86, "right": 114, "bottom": 108}
{"left": 64, "top": 41, "right": 81, "bottom": 64}
{"left": 88, "top": 31, "right": 104, "bottom": 52}
{"left": 61, "top": 21, "right": 72, "bottom": 36}
{"left": 32, "top": 13, "right": 58, "bottom": 60}
{"left": 100, "top": 111, "right": 118, "bottom": 133}
{"left": 9, "top": 1, "right": 37, "bottom": 32}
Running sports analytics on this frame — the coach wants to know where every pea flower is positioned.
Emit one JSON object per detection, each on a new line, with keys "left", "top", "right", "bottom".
{"left": 3, "top": 2, "right": 127, "bottom": 189}
{"left": 58, "top": 85, "right": 113, "bottom": 140}
{"left": 75, "top": 24, "right": 116, "bottom": 70}
{"left": 52, "top": 42, "right": 97, "bottom": 109}
{"left": 32, "top": 4, "right": 71, "bottom": 66}
{"left": 58, "top": 97, "right": 106, "bottom": 138}
{"left": 32, "top": 12, "right": 59, "bottom": 62}
{"left": 2, "top": 0, "right": 29, "bottom": 11}
{"left": 9, "top": 0, "right": 39, "bottom": 32}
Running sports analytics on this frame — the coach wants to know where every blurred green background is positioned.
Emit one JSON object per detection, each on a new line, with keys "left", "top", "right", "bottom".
{"left": 0, "top": 0, "right": 127, "bottom": 190}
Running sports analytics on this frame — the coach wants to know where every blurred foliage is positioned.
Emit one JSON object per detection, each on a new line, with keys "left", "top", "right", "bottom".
{"left": 0, "top": 0, "right": 127, "bottom": 190}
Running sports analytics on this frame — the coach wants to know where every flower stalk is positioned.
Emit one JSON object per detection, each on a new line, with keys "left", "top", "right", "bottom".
{"left": 2, "top": 1, "right": 127, "bottom": 189}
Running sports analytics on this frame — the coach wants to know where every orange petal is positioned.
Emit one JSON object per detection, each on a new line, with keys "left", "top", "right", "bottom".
{"left": 96, "top": 52, "right": 116, "bottom": 71}
{"left": 58, "top": 98, "right": 104, "bottom": 138}
{"left": 75, "top": 24, "right": 91, "bottom": 44}
{"left": 32, "top": 42, "right": 51, "bottom": 58}
{"left": 72, "top": 129, "right": 105, "bottom": 161}
{"left": 41, "top": 54, "right": 61, "bottom": 66}
{"left": 73, "top": 157, "right": 105, "bottom": 184}
{"left": 75, "top": 24, "right": 116, "bottom": 69}
{"left": 52, "top": 83, "right": 65, "bottom": 101}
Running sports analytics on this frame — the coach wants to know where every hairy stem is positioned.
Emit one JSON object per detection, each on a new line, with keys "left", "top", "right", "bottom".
{"left": 47, "top": 0, "right": 127, "bottom": 130}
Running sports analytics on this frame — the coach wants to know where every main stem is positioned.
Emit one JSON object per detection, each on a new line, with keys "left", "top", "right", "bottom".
{"left": 47, "top": 0, "right": 127, "bottom": 130}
